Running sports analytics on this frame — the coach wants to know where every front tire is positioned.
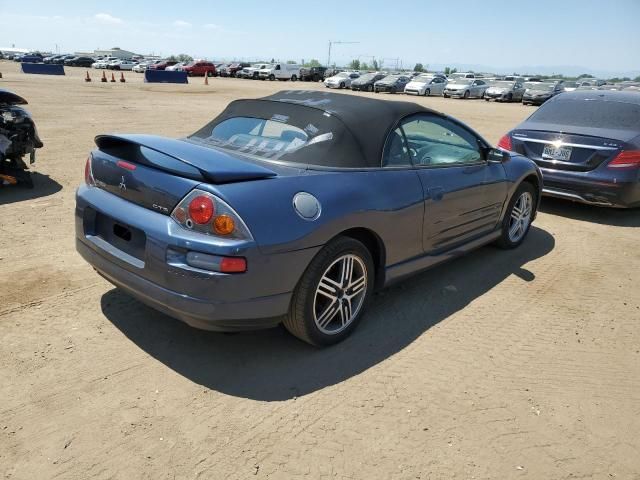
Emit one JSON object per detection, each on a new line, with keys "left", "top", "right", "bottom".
{"left": 340, "top": 82, "right": 345, "bottom": 89}
{"left": 284, "top": 237, "right": 374, "bottom": 346}
{"left": 463, "top": 90, "right": 470, "bottom": 99}
{"left": 424, "top": 88, "right": 430, "bottom": 96}
{"left": 495, "top": 182, "right": 536, "bottom": 249}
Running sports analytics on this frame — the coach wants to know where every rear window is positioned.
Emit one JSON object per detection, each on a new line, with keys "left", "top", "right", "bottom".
{"left": 189, "top": 100, "right": 365, "bottom": 167}
{"left": 530, "top": 99, "right": 640, "bottom": 130}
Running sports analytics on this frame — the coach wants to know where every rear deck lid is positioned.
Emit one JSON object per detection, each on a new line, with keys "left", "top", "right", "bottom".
{"left": 91, "top": 134, "right": 278, "bottom": 214}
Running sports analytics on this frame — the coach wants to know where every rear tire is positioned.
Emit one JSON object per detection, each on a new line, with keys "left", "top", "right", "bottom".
{"left": 284, "top": 237, "right": 374, "bottom": 346}
{"left": 495, "top": 182, "right": 537, "bottom": 249}
{"left": 340, "top": 82, "right": 345, "bottom": 89}
{"left": 291, "top": 74, "right": 297, "bottom": 82}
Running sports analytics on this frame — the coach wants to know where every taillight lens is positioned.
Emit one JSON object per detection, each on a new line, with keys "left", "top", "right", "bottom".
{"left": 220, "top": 257, "right": 247, "bottom": 273}
{"left": 188, "top": 195, "right": 214, "bottom": 224}
{"left": 84, "top": 155, "right": 95, "bottom": 186}
{"left": 497, "top": 134, "right": 512, "bottom": 151}
{"left": 608, "top": 150, "right": 640, "bottom": 169}
{"left": 171, "top": 189, "right": 253, "bottom": 240}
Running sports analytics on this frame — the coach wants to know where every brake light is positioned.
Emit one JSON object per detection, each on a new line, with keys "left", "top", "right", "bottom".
{"left": 84, "top": 155, "right": 95, "bottom": 186}
{"left": 608, "top": 150, "right": 640, "bottom": 169}
{"left": 116, "top": 160, "right": 136, "bottom": 171}
{"left": 188, "top": 195, "right": 214, "bottom": 224}
{"left": 497, "top": 134, "right": 512, "bottom": 151}
{"left": 171, "top": 189, "right": 253, "bottom": 240}
{"left": 220, "top": 257, "right": 247, "bottom": 273}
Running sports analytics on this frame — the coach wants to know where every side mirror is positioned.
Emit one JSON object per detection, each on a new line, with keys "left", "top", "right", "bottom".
{"left": 487, "top": 148, "right": 510, "bottom": 163}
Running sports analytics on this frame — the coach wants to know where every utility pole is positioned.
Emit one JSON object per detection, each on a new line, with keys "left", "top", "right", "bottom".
{"left": 327, "top": 40, "right": 359, "bottom": 68}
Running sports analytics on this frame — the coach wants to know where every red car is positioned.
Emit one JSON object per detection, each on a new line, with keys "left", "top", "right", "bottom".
{"left": 181, "top": 61, "right": 216, "bottom": 77}
{"left": 148, "top": 61, "right": 177, "bottom": 71}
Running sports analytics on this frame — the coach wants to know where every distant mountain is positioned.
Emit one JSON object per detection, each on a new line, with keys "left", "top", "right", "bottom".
{"left": 426, "top": 63, "right": 639, "bottom": 79}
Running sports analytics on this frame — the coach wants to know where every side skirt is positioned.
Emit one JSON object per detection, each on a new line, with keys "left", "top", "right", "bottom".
{"left": 383, "top": 230, "right": 501, "bottom": 287}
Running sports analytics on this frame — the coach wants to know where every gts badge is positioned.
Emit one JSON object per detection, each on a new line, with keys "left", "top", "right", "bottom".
{"left": 152, "top": 203, "right": 169, "bottom": 213}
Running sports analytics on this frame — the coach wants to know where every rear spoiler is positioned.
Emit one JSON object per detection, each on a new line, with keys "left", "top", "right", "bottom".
{"left": 94, "top": 134, "right": 277, "bottom": 184}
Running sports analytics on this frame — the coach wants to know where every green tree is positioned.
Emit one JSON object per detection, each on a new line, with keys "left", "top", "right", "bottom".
{"left": 286, "top": 60, "right": 296, "bottom": 64}
{"left": 304, "top": 59, "right": 321, "bottom": 67}
{"left": 414, "top": 63, "right": 424, "bottom": 72}
{"left": 349, "top": 59, "right": 360, "bottom": 70}
{"left": 634, "top": 75, "right": 640, "bottom": 82}
{"left": 372, "top": 59, "right": 379, "bottom": 70}
{"left": 577, "top": 73, "right": 594, "bottom": 79}
{"left": 360, "top": 62, "right": 369, "bottom": 71}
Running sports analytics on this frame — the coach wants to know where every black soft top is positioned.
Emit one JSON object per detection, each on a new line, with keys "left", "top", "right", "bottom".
{"left": 0, "top": 89, "right": 28, "bottom": 105}
{"left": 191, "top": 90, "right": 431, "bottom": 168}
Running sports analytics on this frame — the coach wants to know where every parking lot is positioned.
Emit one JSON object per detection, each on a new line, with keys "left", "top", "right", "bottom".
{"left": 1, "top": 61, "right": 639, "bottom": 479}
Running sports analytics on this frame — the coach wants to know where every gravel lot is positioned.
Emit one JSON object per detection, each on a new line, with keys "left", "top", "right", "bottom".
{"left": 1, "top": 61, "right": 639, "bottom": 480}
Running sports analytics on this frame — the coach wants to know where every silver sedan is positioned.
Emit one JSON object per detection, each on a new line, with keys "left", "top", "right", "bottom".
{"left": 443, "top": 79, "right": 489, "bottom": 99}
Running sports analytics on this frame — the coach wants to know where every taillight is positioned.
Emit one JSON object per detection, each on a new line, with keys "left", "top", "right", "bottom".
{"left": 171, "top": 189, "right": 253, "bottom": 240}
{"left": 188, "top": 195, "right": 214, "bottom": 224}
{"left": 84, "top": 155, "right": 95, "bottom": 186}
{"left": 220, "top": 257, "right": 247, "bottom": 273}
{"left": 497, "top": 134, "right": 512, "bottom": 151}
{"left": 608, "top": 150, "right": 640, "bottom": 169}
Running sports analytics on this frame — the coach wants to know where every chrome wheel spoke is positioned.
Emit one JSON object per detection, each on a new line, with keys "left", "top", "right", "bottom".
{"left": 317, "top": 276, "right": 340, "bottom": 300}
{"left": 340, "top": 298, "right": 352, "bottom": 326}
{"left": 347, "top": 275, "right": 366, "bottom": 298}
{"left": 508, "top": 192, "right": 533, "bottom": 242}
{"left": 316, "top": 300, "right": 340, "bottom": 329}
{"left": 313, "top": 253, "right": 367, "bottom": 335}
{"left": 340, "top": 256, "right": 354, "bottom": 286}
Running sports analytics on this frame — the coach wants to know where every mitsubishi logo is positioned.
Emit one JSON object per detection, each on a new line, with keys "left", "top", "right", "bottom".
{"left": 119, "top": 176, "right": 127, "bottom": 191}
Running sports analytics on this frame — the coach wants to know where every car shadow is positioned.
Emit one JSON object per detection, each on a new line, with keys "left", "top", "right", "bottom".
{"left": 539, "top": 197, "right": 640, "bottom": 227}
{"left": 101, "top": 226, "right": 554, "bottom": 401}
{"left": 0, "top": 172, "right": 62, "bottom": 205}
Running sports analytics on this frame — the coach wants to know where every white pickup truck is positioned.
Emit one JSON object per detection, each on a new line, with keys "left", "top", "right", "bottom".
{"left": 259, "top": 63, "right": 302, "bottom": 81}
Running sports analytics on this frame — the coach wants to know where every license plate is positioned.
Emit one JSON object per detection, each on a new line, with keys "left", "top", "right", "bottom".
{"left": 542, "top": 144, "right": 572, "bottom": 161}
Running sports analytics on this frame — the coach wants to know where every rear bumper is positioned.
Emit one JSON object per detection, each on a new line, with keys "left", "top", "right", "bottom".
{"left": 75, "top": 186, "right": 321, "bottom": 330}
{"left": 540, "top": 168, "right": 640, "bottom": 208}
{"left": 77, "top": 239, "right": 288, "bottom": 330}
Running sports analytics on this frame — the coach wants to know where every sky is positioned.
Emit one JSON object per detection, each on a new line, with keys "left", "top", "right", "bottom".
{"left": 1, "top": 0, "right": 639, "bottom": 75}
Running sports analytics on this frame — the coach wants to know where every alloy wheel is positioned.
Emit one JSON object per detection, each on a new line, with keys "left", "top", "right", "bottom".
{"left": 313, "top": 254, "right": 367, "bottom": 335}
{"left": 508, "top": 192, "right": 533, "bottom": 243}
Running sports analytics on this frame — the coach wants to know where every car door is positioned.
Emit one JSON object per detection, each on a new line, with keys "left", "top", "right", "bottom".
{"left": 472, "top": 80, "right": 484, "bottom": 97}
{"left": 397, "top": 113, "right": 508, "bottom": 253}
{"left": 432, "top": 77, "right": 445, "bottom": 95}
{"left": 514, "top": 82, "right": 524, "bottom": 100}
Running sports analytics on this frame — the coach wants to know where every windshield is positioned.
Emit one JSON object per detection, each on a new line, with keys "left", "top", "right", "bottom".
{"left": 530, "top": 99, "right": 640, "bottom": 130}
{"left": 451, "top": 79, "right": 473, "bottom": 86}
{"left": 490, "top": 81, "right": 515, "bottom": 88}
{"left": 526, "top": 82, "right": 554, "bottom": 91}
{"left": 356, "top": 73, "right": 376, "bottom": 81}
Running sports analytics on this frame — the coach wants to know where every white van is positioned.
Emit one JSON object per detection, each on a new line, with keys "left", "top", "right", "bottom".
{"left": 259, "top": 63, "right": 302, "bottom": 81}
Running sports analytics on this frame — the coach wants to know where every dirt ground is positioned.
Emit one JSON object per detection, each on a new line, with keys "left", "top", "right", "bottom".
{"left": 1, "top": 61, "right": 639, "bottom": 480}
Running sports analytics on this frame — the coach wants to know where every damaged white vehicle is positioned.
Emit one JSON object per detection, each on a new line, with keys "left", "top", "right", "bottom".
{"left": 0, "top": 89, "right": 43, "bottom": 187}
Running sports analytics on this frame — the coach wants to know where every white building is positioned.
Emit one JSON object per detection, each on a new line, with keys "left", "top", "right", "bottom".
{"left": 92, "top": 47, "right": 140, "bottom": 59}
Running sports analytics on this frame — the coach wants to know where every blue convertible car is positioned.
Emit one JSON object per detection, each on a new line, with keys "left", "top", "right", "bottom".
{"left": 76, "top": 90, "right": 541, "bottom": 346}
